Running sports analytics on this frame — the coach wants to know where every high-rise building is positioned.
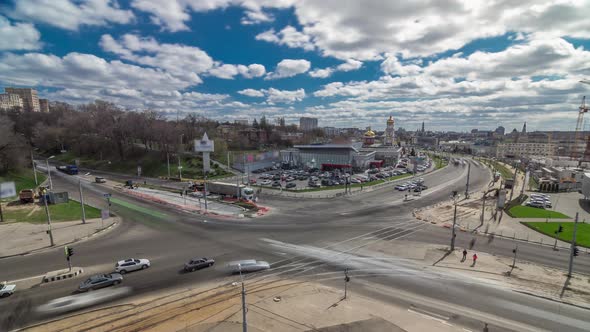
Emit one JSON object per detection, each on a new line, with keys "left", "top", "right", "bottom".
{"left": 39, "top": 99, "right": 49, "bottom": 113}
{"left": 495, "top": 126, "right": 505, "bottom": 135}
{"left": 5, "top": 87, "right": 40, "bottom": 112}
{"left": 299, "top": 117, "right": 318, "bottom": 131}
{"left": 0, "top": 93, "right": 23, "bottom": 111}
{"left": 522, "top": 122, "right": 527, "bottom": 133}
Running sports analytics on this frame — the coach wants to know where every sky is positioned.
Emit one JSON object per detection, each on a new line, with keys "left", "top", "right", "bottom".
{"left": 0, "top": 0, "right": 589, "bottom": 132}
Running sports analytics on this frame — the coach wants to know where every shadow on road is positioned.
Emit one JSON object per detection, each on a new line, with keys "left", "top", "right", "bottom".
{"left": 578, "top": 199, "right": 590, "bottom": 214}
{"left": 560, "top": 275, "right": 571, "bottom": 298}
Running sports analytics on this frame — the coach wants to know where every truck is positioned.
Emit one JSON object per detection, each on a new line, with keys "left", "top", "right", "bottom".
{"left": 205, "top": 181, "right": 254, "bottom": 200}
{"left": 57, "top": 165, "right": 79, "bottom": 175}
{"left": 19, "top": 189, "right": 35, "bottom": 203}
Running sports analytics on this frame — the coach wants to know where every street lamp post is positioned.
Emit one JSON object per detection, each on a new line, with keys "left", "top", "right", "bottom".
{"left": 238, "top": 264, "right": 248, "bottom": 332}
{"left": 42, "top": 189, "right": 54, "bottom": 246}
{"left": 204, "top": 172, "right": 209, "bottom": 212}
{"left": 451, "top": 191, "right": 458, "bottom": 251}
{"left": 46, "top": 155, "right": 55, "bottom": 190}
{"left": 31, "top": 150, "right": 38, "bottom": 185}
{"left": 79, "top": 172, "right": 90, "bottom": 224}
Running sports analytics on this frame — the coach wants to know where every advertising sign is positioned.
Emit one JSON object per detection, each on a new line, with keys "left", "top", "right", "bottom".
{"left": 0, "top": 182, "right": 16, "bottom": 199}
{"left": 194, "top": 133, "right": 214, "bottom": 152}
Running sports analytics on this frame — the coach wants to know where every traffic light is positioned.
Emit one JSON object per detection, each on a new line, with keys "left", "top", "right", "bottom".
{"left": 65, "top": 246, "right": 74, "bottom": 257}
{"left": 574, "top": 246, "right": 579, "bottom": 257}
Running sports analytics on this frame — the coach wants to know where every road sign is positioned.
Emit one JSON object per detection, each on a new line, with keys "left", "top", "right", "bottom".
{"left": 101, "top": 209, "right": 109, "bottom": 220}
{"left": 0, "top": 182, "right": 16, "bottom": 199}
{"left": 103, "top": 193, "right": 112, "bottom": 198}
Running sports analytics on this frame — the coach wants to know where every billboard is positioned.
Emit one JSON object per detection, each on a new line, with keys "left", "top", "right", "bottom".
{"left": 194, "top": 133, "right": 214, "bottom": 152}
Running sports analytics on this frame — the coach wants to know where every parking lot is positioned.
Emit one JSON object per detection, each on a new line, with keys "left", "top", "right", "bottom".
{"left": 244, "top": 157, "right": 432, "bottom": 191}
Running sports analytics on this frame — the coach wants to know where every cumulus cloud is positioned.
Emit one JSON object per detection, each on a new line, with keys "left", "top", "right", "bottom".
{"left": 209, "top": 63, "right": 266, "bottom": 79}
{"left": 0, "top": 16, "right": 41, "bottom": 51}
{"left": 9, "top": 0, "right": 134, "bottom": 31}
{"left": 238, "top": 89, "right": 265, "bottom": 97}
{"left": 380, "top": 55, "right": 422, "bottom": 76}
{"left": 256, "top": 26, "right": 315, "bottom": 51}
{"left": 266, "top": 59, "right": 311, "bottom": 79}
{"left": 309, "top": 59, "right": 363, "bottom": 78}
{"left": 237, "top": 88, "right": 305, "bottom": 103}
{"left": 309, "top": 68, "right": 334, "bottom": 78}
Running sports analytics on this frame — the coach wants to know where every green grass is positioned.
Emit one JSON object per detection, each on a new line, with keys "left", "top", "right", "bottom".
{"left": 3, "top": 200, "right": 101, "bottom": 223}
{"left": 522, "top": 222, "right": 590, "bottom": 248}
{"left": 54, "top": 151, "right": 231, "bottom": 180}
{"left": 0, "top": 169, "right": 47, "bottom": 200}
{"left": 489, "top": 161, "right": 513, "bottom": 180}
{"left": 508, "top": 205, "right": 570, "bottom": 219}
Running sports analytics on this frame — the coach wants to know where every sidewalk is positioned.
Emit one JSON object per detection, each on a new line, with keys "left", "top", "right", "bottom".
{"left": 0, "top": 217, "right": 118, "bottom": 258}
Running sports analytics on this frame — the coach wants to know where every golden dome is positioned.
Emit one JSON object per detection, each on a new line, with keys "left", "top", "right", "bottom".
{"left": 387, "top": 116, "right": 395, "bottom": 124}
{"left": 364, "top": 128, "right": 376, "bottom": 137}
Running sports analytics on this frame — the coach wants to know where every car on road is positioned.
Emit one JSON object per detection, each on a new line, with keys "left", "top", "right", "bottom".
{"left": 115, "top": 258, "right": 151, "bottom": 274}
{"left": 395, "top": 185, "right": 407, "bottom": 190}
{"left": 226, "top": 260, "right": 270, "bottom": 274}
{"left": 413, "top": 185, "right": 428, "bottom": 192}
{"left": 0, "top": 282, "right": 16, "bottom": 298}
{"left": 78, "top": 273, "right": 123, "bottom": 292}
{"left": 184, "top": 257, "right": 215, "bottom": 272}
{"left": 286, "top": 182, "right": 296, "bottom": 189}
{"left": 95, "top": 177, "right": 106, "bottom": 183}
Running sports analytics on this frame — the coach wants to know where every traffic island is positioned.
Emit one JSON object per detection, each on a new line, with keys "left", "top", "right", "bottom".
{"left": 43, "top": 267, "right": 84, "bottom": 283}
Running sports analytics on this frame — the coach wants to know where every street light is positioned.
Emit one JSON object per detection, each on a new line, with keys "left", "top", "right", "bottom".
{"left": 79, "top": 172, "right": 91, "bottom": 224}
{"left": 450, "top": 191, "right": 458, "bottom": 251}
{"left": 238, "top": 264, "right": 247, "bottom": 332}
{"left": 46, "top": 155, "right": 55, "bottom": 190}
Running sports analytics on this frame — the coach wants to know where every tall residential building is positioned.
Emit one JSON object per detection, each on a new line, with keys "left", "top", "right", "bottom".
{"left": 0, "top": 93, "right": 23, "bottom": 111}
{"left": 39, "top": 99, "right": 49, "bottom": 113}
{"left": 5, "top": 87, "right": 40, "bottom": 112}
{"left": 299, "top": 117, "right": 318, "bottom": 131}
{"left": 495, "top": 126, "right": 505, "bottom": 135}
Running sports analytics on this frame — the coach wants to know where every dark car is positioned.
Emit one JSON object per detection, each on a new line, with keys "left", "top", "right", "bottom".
{"left": 184, "top": 257, "right": 215, "bottom": 272}
{"left": 286, "top": 182, "right": 296, "bottom": 189}
{"left": 272, "top": 181, "right": 281, "bottom": 187}
{"left": 414, "top": 185, "right": 428, "bottom": 192}
{"left": 78, "top": 273, "right": 123, "bottom": 292}
{"left": 308, "top": 181, "right": 321, "bottom": 188}
{"left": 272, "top": 175, "right": 280, "bottom": 180}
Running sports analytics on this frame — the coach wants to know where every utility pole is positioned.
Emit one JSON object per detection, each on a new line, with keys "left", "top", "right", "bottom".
{"left": 204, "top": 172, "right": 208, "bottom": 211}
{"left": 343, "top": 268, "right": 350, "bottom": 299}
{"left": 46, "top": 157, "right": 54, "bottom": 190}
{"left": 227, "top": 151, "right": 230, "bottom": 170}
{"left": 42, "top": 190, "right": 54, "bottom": 246}
{"left": 178, "top": 155, "right": 182, "bottom": 180}
{"left": 568, "top": 212, "right": 579, "bottom": 277}
{"left": 480, "top": 192, "right": 486, "bottom": 226}
{"left": 238, "top": 264, "right": 248, "bottom": 332}
{"left": 509, "top": 165, "right": 518, "bottom": 201}
{"left": 464, "top": 162, "right": 471, "bottom": 198}
{"left": 167, "top": 152, "right": 171, "bottom": 178}
{"left": 451, "top": 191, "right": 458, "bottom": 251}
{"left": 31, "top": 150, "right": 38, "bottom": 185}
{"left": 79, "top": 179, "right": 86, "bottom": 224}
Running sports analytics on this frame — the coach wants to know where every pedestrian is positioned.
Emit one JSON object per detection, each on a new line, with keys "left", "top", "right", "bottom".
{"left": 462, "top": 249, "right": 467, "bottom": 262}
{"left": 472, "top": 253, "right": 478, "bottom": 266}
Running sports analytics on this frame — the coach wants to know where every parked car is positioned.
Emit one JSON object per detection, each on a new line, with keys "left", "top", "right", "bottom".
{"left": 115, "top": 258, "right": 151, "bottom": 274}
{"left": 395, "top": 185, "right": 407, "bottom": 191}
{"left": 260, "top": 180, "right": 272, "bottom": 186}
{"left": 286, "top": 182, "right": 297, "bottom": 189}
{"left": 526, "top": 201, "right": 545, "bottom": 208}
{"left": 272, "top": 181, "right": 281, "bottom": 187}
{"left": 18, "top": 189, "right": 35, "bottom": 203}
{"left": 0, "top": 282, "right": 15, "bottom": 298}
{"left": 184, "top": 257, "right": 215, "bottom": 272}
{"left": 226, "top": 260, "right": 270, "bottom": 274}
{"left": 95, "top": 177, "right": 106, "bottom": 183}
{"left": 78, "top": 274, "right": 123, "bottom": 292}
{"left": 308, "top": 181, "right": 321, "bottom": 188}
{"left": 350, "top": 178, "right": 361, "bottom": 184}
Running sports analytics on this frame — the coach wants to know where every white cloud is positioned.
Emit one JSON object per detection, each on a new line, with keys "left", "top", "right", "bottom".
{"left": 208, "top": 63, "right": 266, "bottom": 79}
{"left": 336, "top": 59, "right": 363, "bottom": 72}
{"left": 309, "top": 59, "right": 363, "bottom": 78}
{"left": 208, "top": 64, "right": 240, "bottom": 79}
{"left": 238, "top": 89, "right": 265, "bottom": 97}
{"left": 255, "top": 26, "right": 315, "bottom": 51}
{"left": 309, "top": 68, "right": 333, "bottom": 78}
{"left": 241, "top": 8, "right": 274, "bottom": 25}
{"left": 237, "top": 88, "right": 305, "bottom": 103}
{"left": 9, "top": 0, "right": 134, "bottom": 31}
{"left": 0, "top": 16, "right": 41, "bottom": 51}
{"left": 266, "top": 59, "right": 311, "bottom": 79}
{"left": 380, "top": 55, "right": 422, "bottom": 76}
{"left": 238, "top": 64, "right": 266, "bottom": 78}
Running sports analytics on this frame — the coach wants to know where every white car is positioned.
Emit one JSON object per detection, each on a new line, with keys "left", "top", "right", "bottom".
{"left": 115, "top": 258, "right": 151, "bottom": 274}
{"left": 226, "top": 259, "right": 270, "bottom": 274}
{"left": 260, "top": 180, "right": 272, "bottom": 186}
{"left": 0, "top": 282, "right": 15, "bottom": 298}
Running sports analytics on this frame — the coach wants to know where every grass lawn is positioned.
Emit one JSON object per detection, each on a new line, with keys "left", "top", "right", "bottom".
{"left": 508, "top": 205, "right": 570, "bottom": 219}
{"left": 3, "top": 200, "right": 101, "bottom": 223}
{"left": 54, "top": 151, "right": 231, "bottom": 180}
{"left": 0, "top": 169, "right": 47, "bottom": 200}
{"left": 522, "top": 222, "right": 590, "bottom": 248}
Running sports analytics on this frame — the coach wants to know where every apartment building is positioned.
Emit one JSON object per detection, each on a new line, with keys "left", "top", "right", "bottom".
{"left": 0, "top": 93, "right": 23, "bottom": 111}
{"left": 5, "top": 87, "right": 40, "bottom": 112}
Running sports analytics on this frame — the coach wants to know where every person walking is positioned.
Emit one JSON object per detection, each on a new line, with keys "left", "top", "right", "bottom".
{"left": 472, "top": 253, "right": 478, "bottom": 266}
{"left": 462, "top": 249, "right": 467, "bottom": 262}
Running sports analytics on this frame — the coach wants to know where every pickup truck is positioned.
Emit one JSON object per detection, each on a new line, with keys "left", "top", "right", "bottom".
{"left": 19, "top": 189, "right": 35, "bottom": 203}
{"left": 0, "top": 282, "right": 16, "bottom": 298}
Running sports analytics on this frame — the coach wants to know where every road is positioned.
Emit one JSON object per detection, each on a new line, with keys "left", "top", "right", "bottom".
{"left": 1, "top": 159, "right": 589, "bottom": 331}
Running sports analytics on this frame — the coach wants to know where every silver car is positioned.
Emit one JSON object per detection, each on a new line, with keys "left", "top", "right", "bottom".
{"left": 78, "top": 273, "right": 123, "bottom": 292}
{"left": 115, "top": 258, "right": 151, "bottom": 274}
{"left": 227, "top": 260, "right": 270, "bottom": 274}
{"left": 0, "top": 283, "right": 15, "bottom": 298}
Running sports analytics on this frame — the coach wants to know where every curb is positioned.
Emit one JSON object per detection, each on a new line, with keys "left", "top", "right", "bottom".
{"left": 43, "top": 268, "right": 84, "bottom": 283}
{"left": 0, "top": 221, "right": 119, "bottom": 260}
{"left": 513, "top": 290, "right": 590, "bottom": 311}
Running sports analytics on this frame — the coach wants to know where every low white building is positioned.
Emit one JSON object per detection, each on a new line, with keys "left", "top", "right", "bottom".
{"left": 496, "top": 142, "right": 557, "bottom": 159}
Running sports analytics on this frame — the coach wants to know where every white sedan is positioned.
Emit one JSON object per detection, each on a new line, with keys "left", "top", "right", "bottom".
{"left": 0, "top": 282, "right": 15, "bottom": 298}
{"left": 115, "top": 258, "right": 151, "bottom": 274}
{"left": 260, "top": 180, "right": 272, "bottom": 186}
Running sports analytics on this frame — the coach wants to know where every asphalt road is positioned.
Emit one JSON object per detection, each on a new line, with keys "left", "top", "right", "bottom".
{"left": 1, "top": 159, "right": 589, "bottom": 331}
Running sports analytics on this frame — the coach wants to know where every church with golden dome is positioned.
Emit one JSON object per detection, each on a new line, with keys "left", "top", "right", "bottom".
{"left": 362, "top": 116, "right": 395, "bottom": 147}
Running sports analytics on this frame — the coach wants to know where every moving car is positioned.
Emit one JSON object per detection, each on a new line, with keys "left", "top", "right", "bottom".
{"left": 36, "top": 287, "right": 131, "bottom": 314}
{"left": 78, "top": 274, "right": 123, "bottom": 292}
{"left": 115, "top": 258, "right": 151, "bottom": 274}
{"left": 184, "top": 257, "right": 215, "bottom": 272}
{"left": 227, "top": 260, "right": 270, "bottom": 274}
{"left": 95, "top": 177, "right": 106, "bottom": 183}
{"left": 0, "top": 282, "right": 15, "bottom": 298}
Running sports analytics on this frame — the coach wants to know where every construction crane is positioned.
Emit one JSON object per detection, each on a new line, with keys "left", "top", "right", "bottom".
{"left": 575, "top": 96, "right": 590, "bottom": 161}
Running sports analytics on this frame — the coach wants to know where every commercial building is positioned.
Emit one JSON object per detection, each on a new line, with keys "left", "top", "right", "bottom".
{"left": 280, "top": 143, "right": 376, "bottom": 171}
{"left": 39, "top": 98, "right": 49, "bottom": 113}
{"left": 299, "top": 117, "right": 318, "bottom": 131}
{"left": 0, "top": 93, "right": 23, "bottom": 111}
{"left": 496, "top": 142, "right": 557, "bottom": 159}
{"left": 5, "top": 87, "right": 40, "bottom": 112}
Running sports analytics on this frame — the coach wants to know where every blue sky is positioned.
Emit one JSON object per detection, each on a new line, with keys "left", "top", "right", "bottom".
{"left": 1, "top": 0, "right": 590, "bottom": 132}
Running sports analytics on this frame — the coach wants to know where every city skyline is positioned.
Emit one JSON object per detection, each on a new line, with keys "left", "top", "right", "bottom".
{"left": 0, "top": 1, "right": 589, "bottom": 131}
